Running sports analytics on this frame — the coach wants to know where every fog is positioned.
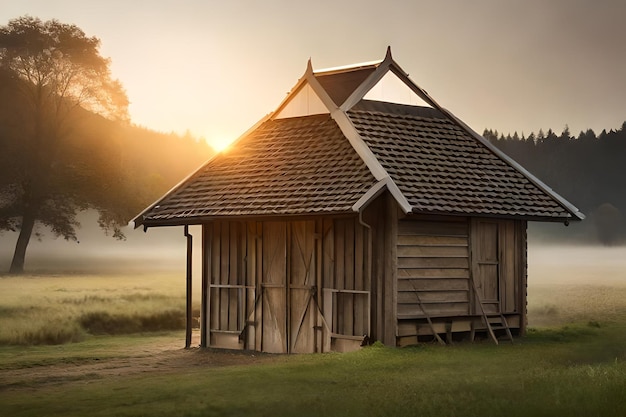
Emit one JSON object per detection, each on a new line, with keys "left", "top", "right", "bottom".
{"left": 528, "top": 244, "right": 626, "bottom": 287}
{"left": 1, "top": 213, "right": 625, "bottom": 290}
{"left": 0, "top": 211, "right": 201, "bottom": 275}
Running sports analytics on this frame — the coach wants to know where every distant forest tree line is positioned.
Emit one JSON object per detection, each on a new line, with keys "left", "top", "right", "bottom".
{"left": 484, "top": 123, "right": 626, "bottom": 245}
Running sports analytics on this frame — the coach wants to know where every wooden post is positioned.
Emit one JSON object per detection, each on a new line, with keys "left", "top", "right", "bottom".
{"left": 383, "top": 193, "right": 398, "bottom": 346}
{"left": 518, "top": 220, "right": 528, "bottom": 336}
{"left": 201, "top": 224, "right": 210, "bottom": 347}
{"left": 184, "top": 225, "right": 193, "bottom": 349}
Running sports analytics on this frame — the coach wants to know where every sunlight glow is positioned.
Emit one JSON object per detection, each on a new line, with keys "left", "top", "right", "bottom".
{"left": 209, "top": 136, "right": 235, "bottom": 152}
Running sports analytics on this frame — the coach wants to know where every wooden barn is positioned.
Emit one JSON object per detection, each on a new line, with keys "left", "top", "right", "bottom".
{"left": 133, "top": 48, "right": 584, "bottom": 353}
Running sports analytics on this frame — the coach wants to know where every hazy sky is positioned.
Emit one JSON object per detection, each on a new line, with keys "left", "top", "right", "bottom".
{"left": 2, "top": 0, "right": 626, "bottom": 149}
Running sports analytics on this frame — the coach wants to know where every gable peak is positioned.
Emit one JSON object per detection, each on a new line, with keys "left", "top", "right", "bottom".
{"left": 274, "top": 48, "right": 437, "bottom": 118}
{"left": 312, "top": 59, "right": 383, "bottom": 76}
{"left": 310, "top": 46, "right": 393, "bottom": 76}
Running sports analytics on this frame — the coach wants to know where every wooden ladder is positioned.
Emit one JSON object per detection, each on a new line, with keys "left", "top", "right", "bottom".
{"left": 480, "top": 302, "right": 514, "bottom": 345}
{"left": 409, "top": 285, "right": 445, "bottom": 345}
{"left": 470, "top": 281, "right": 513, "bottom": 345}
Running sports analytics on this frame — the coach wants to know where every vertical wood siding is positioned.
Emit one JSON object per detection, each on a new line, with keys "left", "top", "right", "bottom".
{"left": 205, "top": 217, "right": 369, "bottom": 353}
{"left": 289, "top": 221, "right": 316, "bottom": 353}
{"left": 331, "top": 218, "right": 370, "bottom": 338}
{"left": 470, "top": 219, "right": 521, "bottom": 314}
{"left": 261, "top": 221, "right": 287, "bottom": 353}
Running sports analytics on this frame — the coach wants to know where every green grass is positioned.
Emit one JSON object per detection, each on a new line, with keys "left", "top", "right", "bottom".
{"left": 1, "top": 325, "right": 625, "bottom": 417}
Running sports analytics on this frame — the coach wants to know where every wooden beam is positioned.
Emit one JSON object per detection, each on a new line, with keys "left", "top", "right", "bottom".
{"left": 518, "top": 220, "right": 528, "bottom": 336}
{"left": 383, "top": 193, "right": 398, "bottom": 346}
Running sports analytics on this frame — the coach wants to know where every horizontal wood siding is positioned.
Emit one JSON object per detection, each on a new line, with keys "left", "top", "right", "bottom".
{"left": 397, "top": 219, "right": 470, "bottom": 319}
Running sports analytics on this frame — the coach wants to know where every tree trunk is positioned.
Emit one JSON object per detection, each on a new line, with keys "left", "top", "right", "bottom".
{"left": 9, "top": 213, "right": 36, "bottom": 274}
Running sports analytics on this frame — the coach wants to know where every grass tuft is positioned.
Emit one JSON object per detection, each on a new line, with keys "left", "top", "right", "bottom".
{"left": 4, "top": 320, "right": 86, "bottom": 346}
{"left": 525, "top": 325, "right": 597, "bottom": 343}
{"left": 139, "top": 309, "right": 186, "bottom": 331}
{"left": 79, "top": 311, "right": 142, "bottom": 335}
{"left": 21, "top": 322, "right": 86, "bottom": 345}
{"left": 79, "top": 309, "right": 185, "bottom": 335}
{"left": 0, "top": 274, "right": 194, "bottom": 345}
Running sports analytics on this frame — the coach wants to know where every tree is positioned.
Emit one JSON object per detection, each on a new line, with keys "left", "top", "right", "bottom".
{"left": 559, "top": 124, "right": 572, "bottom": 142}
{"left": 0, "top": 16, "right": 131, "bottom": 274}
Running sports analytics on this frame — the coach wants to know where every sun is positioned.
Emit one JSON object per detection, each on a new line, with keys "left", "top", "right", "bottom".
{"left": 208, "top": 136, "right": 234, "bottom": 153}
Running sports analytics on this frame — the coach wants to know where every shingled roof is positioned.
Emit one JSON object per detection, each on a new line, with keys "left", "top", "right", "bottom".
{"left": 349, "top": 100, "right": 574, "bottom": 219}
{"left": 138, "top": 115, "right": 377, "bottom": 226}
{"left": 134, "top": 49, "right": 583, "bottom": 228}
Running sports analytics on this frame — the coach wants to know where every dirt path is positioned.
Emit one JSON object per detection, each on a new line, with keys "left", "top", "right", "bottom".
{"left": 1, "top": 335, "right": 281, "bottom": 391}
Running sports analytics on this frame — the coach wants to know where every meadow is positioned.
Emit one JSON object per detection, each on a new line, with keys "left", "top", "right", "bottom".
{"left": 0, "top": 244, "right": 625, "bottom": 416}
{"left": 0, "top": 273, "right": 192, "bottom": 346}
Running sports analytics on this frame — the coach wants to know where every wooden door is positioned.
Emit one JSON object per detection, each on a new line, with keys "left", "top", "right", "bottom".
{"left": 471, "top": 220, "right": 500, "bottom": 313}
{"left": 289, "top": 221, "right": 317, "bottom": 353}
{"left": 261, "top": 222, "right": 287, "bottom": 353}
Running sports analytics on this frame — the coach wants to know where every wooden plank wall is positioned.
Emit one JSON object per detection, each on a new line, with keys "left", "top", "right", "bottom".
{"left": 204, "top": 221, "right": 250, "bottom": 349}
{"left": 202, "top": 215, "right": 527, "bottom": 350}
{"left": 396, "top": 218, "right": 471, "bottom": 319}
{"left": 208, "top": 222, "right": 248, "bottom": 333}
{"left": 322, "top": 217, "right": 370, "bottom": 338}
{"left": 204, "top": 217, "right": 370, "bottom": 353}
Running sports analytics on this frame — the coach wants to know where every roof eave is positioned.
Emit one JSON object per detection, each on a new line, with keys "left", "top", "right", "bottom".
{"left": 138, "top": 210, "right": 360, "bottom": 229}
{"left": 408, "top": 208, "right": 581, "bottom": 224}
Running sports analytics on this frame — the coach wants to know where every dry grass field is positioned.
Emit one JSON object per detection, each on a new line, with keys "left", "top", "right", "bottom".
{"left": 2, "top": 244, "right": 622, "bottom": 345}
{"left": 527, "top": 245, "right": 626, "bottom": 326}
{"left": 0, "top": 272, "right": 195, "bottom": 345}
